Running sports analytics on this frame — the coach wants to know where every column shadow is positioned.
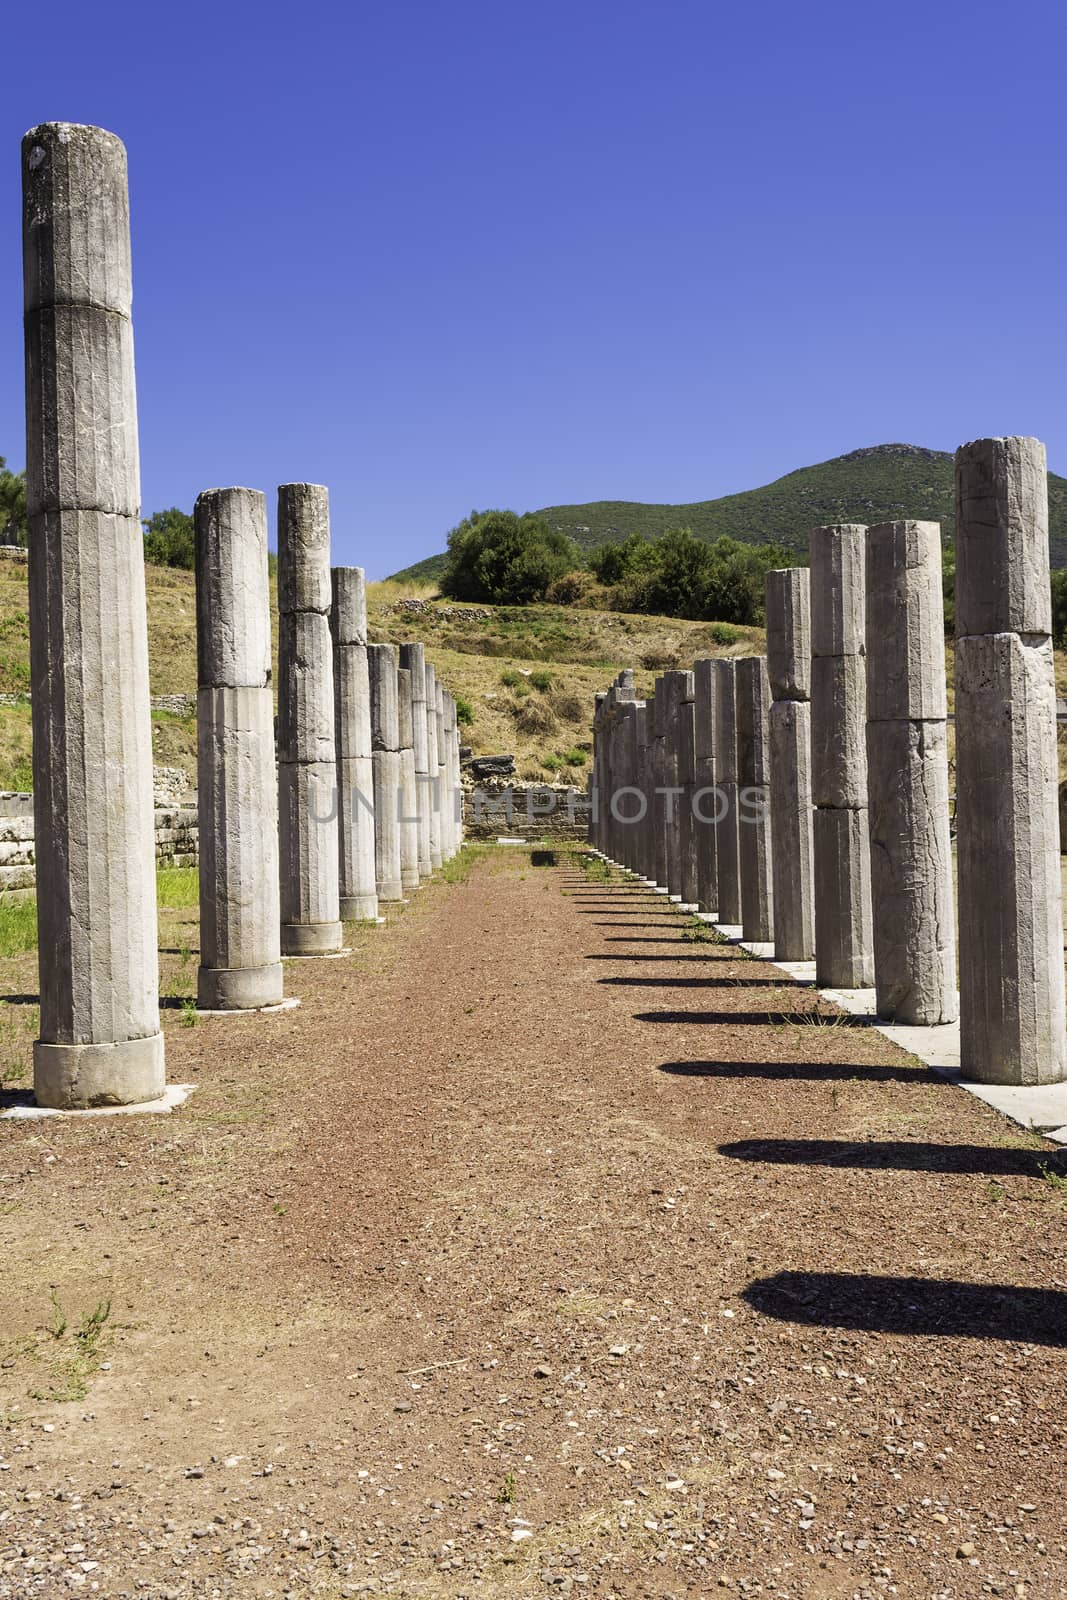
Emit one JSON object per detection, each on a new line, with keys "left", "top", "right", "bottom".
{"left": 659, "top": 1060, "right": 929, "bottom": 1083}
{"left": 743, "top": 1271, "right": 1067, "bottom": 1347}
{"left": 718, "top": 1138, "right": 1067, "bottom": 1177}
{"left": 602, "top": 975, "right": 798, "bottom": 989}
{"left": 634, "top": 1009, "right": 867, "bottom": 1027}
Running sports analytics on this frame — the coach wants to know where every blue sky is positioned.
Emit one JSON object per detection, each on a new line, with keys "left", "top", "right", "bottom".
{"left": 2, "top": 0, "right": 1064, "bottom": 576}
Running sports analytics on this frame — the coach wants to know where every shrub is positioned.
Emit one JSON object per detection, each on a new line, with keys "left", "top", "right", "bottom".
{"left": 548, "top": 689, "right": 585, "bottom": 721}
{"left": 512, "top": 699, "right": 559, "bottom": 736}
{"left": 454, "top": 695, "right": 474, "bottom": 726}
{"left": 528, "top": 669, "right": 553, "bottom": 692}
{"left": 545, "top": 569, "right": 596, "bottom": 606}
{"left": 440, "top": 510, "right": 577, "bottom": 605}
{"left": 542, "top": 753, "right": 564, "bottom": 771}
{"left": 710, "top": 622, "right": 741, "bottom": 645}
{"left": 562, "top": 748, "right": 588, "bottom": 766}
{"left": 499, "top": 668, "right": 522, "bottom": 688}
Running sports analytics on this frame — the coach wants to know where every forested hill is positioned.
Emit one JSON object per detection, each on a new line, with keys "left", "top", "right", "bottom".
{"left": 389, "top": 443, "right": 1067, "bottom": 582}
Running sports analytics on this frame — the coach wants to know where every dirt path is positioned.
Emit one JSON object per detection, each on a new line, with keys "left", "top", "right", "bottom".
{"left": 1, "top": 846, "right": 1065, "bottom": 1599}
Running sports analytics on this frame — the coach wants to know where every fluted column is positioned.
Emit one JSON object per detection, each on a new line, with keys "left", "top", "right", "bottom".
{"left": 24, "top": 123, "right": 164, "bottom": 1107}
{"left": 736, "top": 656, "right": 774, "bottom": 942}
{"left": 711, "top": 660, "right": 742, "bottom": 925}
{"left": 766, "top": 569, "right": 815, "bottom": 961}
{"left": 955, "top": 437, "right": 1066, "bottom": 1083}
{"left": 369, "top": 643, "right": 403, "bottom": 901}
{"left": 692, "top": 660, "right": 719, "bottom": 914}
{"left": 397, "top": 665, "right": 421, "bottom": 892}
{"left": 400, "top": 642, "right": 432, "bottom": 877}
{"left": 331, "top": 566, "right": 378, "bottom": 921}
{"left": 425, "top": 662, "right": 442, "bottom": 870}
{"left": 277, "top": 484, "right": 343, "bottom": 954}
{"left": 195, "top": 488, "right": 283, "bottom": 1009}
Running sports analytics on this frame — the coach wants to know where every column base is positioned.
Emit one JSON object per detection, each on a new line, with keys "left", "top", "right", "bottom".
{"left": 34, "top": 1032, "right": 166, "bottom": 1111}
{"left": 340, "top": 894, "right": 380, "bottom": 921}
{"left": 197, "top": 962, "right": 284, "bottom": 1011}
{"left": 377, "top": 879, "right": 404, "bottom": 902}
{"left": 281, "top": 921, "right": 344, "bottom": 956}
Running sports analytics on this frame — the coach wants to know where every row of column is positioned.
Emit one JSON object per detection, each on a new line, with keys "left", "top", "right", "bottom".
{"left": 591, "top": 439, "right": 1066, "bottom": 1089}
{"left": 23, "top": 122, "right": 463, "bottom": 1109}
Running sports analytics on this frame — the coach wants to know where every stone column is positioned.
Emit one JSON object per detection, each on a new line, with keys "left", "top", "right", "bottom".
{"left": 675, "top": 672, "right": 699, "bottom": 905}
{"left": 434, "top": 680, "right": 449, "bottom": 860}
{"left": 865, "top": 522, "right": 956, "bottom": 1024}
{"left": 711, "top": 660, "right": 742, "bottom": 925}
{"left": 24, "top": 124, "right": 164, "bottom": 1108}
{"left": 736, "top": 656, "right": 774, "bottom": 942}
{"left": 195, "top": 488, "right": 283, "bottom": 1009}
{"left": 400, "top": 642, "right": 432, "bottom": 877}
{"left": 810, "top": 525, "right": 874, "bottom": 987}
{"left": 397, "top": 665, "right": 421, "bottom": 892}
{"left": 766, "top": 569, "right": 815, "bottom": 961}
{"left": 425, "top": 663, "right": 442, "bottom": 869}
{"left": 590, "top": 691, "right": 607, "bottom": 850}
{"left": 331, "top": 567, "right": 378, "bottom": 921}
{"left": 692, "top": 660, "right": 719, "bottom": 914}
{"left": 955, "top": 437, "right": 1066, "bottom": 1084}
{"left": 368, "top": 643, "right": 403, "bottom": 901}
{"left": 277, "top": 484, "right": 343, "bottom": 954}
{"left": 442, "top": 690, "right": 460, "bottom": 860}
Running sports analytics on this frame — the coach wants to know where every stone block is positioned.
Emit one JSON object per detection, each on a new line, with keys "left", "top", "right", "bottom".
{"left": 810, "top": 654, "right": 868, "bottom": 808}
{"left": 955, "top": 436, "right": 1052, "bottom": 639}
{"left": 276, "top": 610, "right": 336, "bottom": 763}
{"left": 865, "top": 521, "right": 947, "bottom": 722}
{"left": 813, "top": 806, "right": 874, "bottom": 988}
{"left": 769, "top": 700, "right": 814, "bottom": 961}
{"left": 810, "top": 524, "right": 867, "bottom": 656}
{"left": 194, "top": 488, "right": 272, "bottom": 689}
{"left": 277, "top": 483, "right": 332, "bottom": 614}
{"left": 765, "top": 567, "right": 811, "bottom": 700}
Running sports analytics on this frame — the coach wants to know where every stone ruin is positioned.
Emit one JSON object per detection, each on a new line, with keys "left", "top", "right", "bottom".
{"left": 19, "top": 122, "right": 464, "bottom": 1108}
{"left": 592, "top": 452, "right": 1067, "bottom": 1090}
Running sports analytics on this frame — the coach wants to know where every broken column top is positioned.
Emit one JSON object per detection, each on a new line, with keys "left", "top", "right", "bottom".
{"left": 194, "top": 487, "right": 271, "bottom": 690}
{"left": 865, "top": 521, "right": 947, "bottom": 722}
{"left": 278, "top": 484, "right": 331, "bottom": 614}
{"left": 811, "top": 524, "right": 867, "bottom": 657}
{"left": 400, "top": 642, "right": 426, "bottom": 696}
{"left": 955, "top": 436, "right": 1051, "bottom": 638}
{"left": 765, "top": 567, "right": 811, "bottom": 700}
{"left": 23, "top": 123, "right": 131, "bottom": 316}
{"left": 397, "top": 666, "right": 414, "bottom": 747}
{"left": 330, "top": 566, "right": 367, "bottom": 646}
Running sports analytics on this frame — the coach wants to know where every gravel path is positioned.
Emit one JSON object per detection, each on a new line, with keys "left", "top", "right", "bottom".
{"left": 1, "top": 847, "right": 1064, "bottom": 1599}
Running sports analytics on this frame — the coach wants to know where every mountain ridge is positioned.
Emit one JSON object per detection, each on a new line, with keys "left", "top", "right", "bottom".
{"left": 388, "top": 443, "right": 1067, "bottom": 583}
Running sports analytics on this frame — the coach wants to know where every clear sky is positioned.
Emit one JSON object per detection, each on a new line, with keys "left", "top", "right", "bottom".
{"left": 2, "top": 0, "right": 1064, "bottom": 576}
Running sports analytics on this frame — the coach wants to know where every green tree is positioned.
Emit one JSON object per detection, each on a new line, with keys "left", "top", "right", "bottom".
{"left": 0, "top": 458, "right": 28, "bottom": 546}
{"left": 143, "top": 507, "right": 195, "bottom": 569}
{"left": 441, "top": 510, "right": 576, "bottom": 604}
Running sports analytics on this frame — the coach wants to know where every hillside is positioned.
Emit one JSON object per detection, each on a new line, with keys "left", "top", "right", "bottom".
{"left": 0, "top": 562, "right": 763, "bottom": 791}
{"left": 389, "top": 443, "right": 1067, "bottom": 581}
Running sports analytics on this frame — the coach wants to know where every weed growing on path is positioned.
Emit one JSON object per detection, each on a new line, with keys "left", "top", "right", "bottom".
{"left": 0, "top": 897, "right": 36, "bottom": 956}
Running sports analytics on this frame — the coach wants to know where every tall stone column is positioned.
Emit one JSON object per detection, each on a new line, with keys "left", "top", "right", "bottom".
{"left": 711, "top": 660, "right": 742, "bottom": 925}
{"left": 24, "top": 123, "right": 164, "bottom": 1108}
{"left": 590, "top": 691, "right": 606, "bottom": 849}
{"left": 766, "top": 569, "right": 815, "bottom": 961}
{"left": 277, "top": 484, "right": 343, "bottom": 954}
{"left": 674, "top": 672, "right": 699, "bottom": 905}
{"left": 811, "top": 525, "right": 874, "bottom": 987}
{"left": 396, "top": 665, "right": 421, "bottom": 891}
{"left": 955, "top": 437, "right": 1066, "bottom": 1084}
{"left": 442, "top": 689, "right": 460, "bottom": 860}
{"left": 368, "top": 643, "right": 403, "bottom": 901}
{"left": 736, "top": 656, "right": 774, "bottom": 942}
{"left": 434, "top": 681, "right": 450, "bottom": 860}
{"left": 651, "top": 678, "right": 670, "bottom": 889}
{"left": 865, "top": 522, "right": 956, "bottom": 1024}
{"left": 425, "top": 663, "right": 442, "bottom": 869}
{"left": 692, "top": 659, "right": 719, "bottom": 914}
{"left": 400, "top": 643, "right": 432, "bottom": 877}
{"left": 331, "top": 567, "right": 378, "bottom": 921}
{"left": 195, "top": 488, "right": 283, "bottom": 1009}
{"left": 660, "top": 673, "right": 685, "bottom": 896}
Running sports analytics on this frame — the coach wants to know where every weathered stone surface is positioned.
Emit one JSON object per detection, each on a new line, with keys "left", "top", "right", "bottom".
{"left": 813, "top": 806, "right": 874, "bottom": 988}
{"left": 810, "top": 524, "right": 867, "bottom": 657}
{"left": 866, "top": 719, "right": 955, "bottom": 1024}
{"left": 195, "top": 488, "right": 282, "bottom": 1010}
{"left": 955, "top": 631, "right": 1066, "bottom": 1082}
{"left": 766, "top": 568, "right": 811, "bottom": 700}
{"left": 736, "top": 657, "right": 773, "bottom": 943}
{"left": 865, "top": 521, "right": 947, "bottom": 722}
{"left": 195, "top": 488, "right": 272, "bottom": 690}
{"left": 692, "top": 659, "right": 717, "bottom": 910}
{"left": 676, "top": 674, "right": 698, "bottom": 904}
{"left": 277, "top": 482, "right": 341, "bottom": 955}
{"left": 400, "top": 642, "right": 432, "bottom": 876}
{"left": 277, "top": 484, "right": 332, "bottom": 614}
{"left": 367, "top": 642, "right": 399, "bottom": 752}
{"left": 425, "top": 663, "right": 442, "bottom": 870}
{"left": 955, "top": 437, "right": 1052, "bottom": 639}
{"left": 278, "top": 759, "right": 343, "bottom": 949}
{"left": 810, "top": 655, "right": 868, "bottom": 808}
{"left": 397, "top": 666, "right": 420, "bottom": 891}
{"left": 435, "top": 680, "right": 450, "bottom": 860}
{"left": 712, "top": 660, "right": 741, "bottom": 924}
{"left": 24, "top": 124, "right": 162, "bottom": 1107}
{"left": 331, "top": 566, "right": 377, "bottom": 921}
{"left": 769, "top": 700, "right": 814, "bottom": 961}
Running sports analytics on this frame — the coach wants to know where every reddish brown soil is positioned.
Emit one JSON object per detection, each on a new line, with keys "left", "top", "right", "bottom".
{"left": 1, "top": 847, "right": 1065, "bottom": 1600}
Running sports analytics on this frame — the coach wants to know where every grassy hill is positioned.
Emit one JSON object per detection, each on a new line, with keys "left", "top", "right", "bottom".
{"left": 0, "top": 562, "right": 761, "bottom": 790}
{"left": 389, "top": 443, "right": 1067, "bottom": 581}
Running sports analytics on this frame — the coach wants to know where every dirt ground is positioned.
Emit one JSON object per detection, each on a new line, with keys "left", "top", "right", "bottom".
{"left": 1, "top": 845, "right": 1065, "bottom": 1600}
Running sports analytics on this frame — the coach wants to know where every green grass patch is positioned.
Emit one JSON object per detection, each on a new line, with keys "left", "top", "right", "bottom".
{"left": 156, "top": 866, "right": 199, "bottom": 908}
{"left": 0, "top": 897, "right": 37, "bottom": 956}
